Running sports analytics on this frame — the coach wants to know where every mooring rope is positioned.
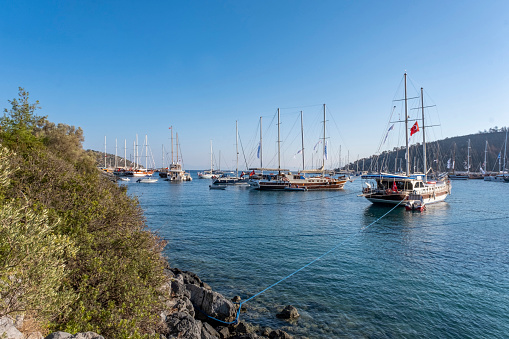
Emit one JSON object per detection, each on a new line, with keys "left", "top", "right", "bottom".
{"left": 197, "top": 198, "right": 407, "bottom": 325}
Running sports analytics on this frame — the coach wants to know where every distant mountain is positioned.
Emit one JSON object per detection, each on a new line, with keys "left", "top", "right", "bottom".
{"left": 344, "top": 128, "right": 508, "bottom": 174}
{"left": 86, "top": 149, "right": 140, "bottom": 169}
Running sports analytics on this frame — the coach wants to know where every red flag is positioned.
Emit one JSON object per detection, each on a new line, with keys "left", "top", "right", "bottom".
{"left": 240, "top": 171, "right": 245, "bottom": 177}
{"left": 392, "top": 181, "right": 397, "bottom": 191}
{"left": 250, "top": 170, "right": 255, "bottom": 176}
{"left": 410, "top": 121, "right": 419, "bottom": 136}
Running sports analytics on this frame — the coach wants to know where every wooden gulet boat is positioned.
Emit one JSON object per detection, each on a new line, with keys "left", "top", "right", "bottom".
{"left": 360, "top": 74, "right": 451, "bottom": 207}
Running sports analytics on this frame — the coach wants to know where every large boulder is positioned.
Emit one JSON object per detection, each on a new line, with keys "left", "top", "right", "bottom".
{"left": 186, "top": 284, "right": 237, "bottom": 323}
{"left": 165, "top": 312, "right": 203, "bottom": 339}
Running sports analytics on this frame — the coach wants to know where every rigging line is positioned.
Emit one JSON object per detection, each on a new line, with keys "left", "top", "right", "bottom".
{"left": 239, "top": 198, "right": 406, "bottom": 307}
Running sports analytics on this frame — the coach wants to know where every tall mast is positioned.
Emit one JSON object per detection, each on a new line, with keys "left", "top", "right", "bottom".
{"left": 210, "top": 140, "right": 213, "bottom": 171}
{"left": 145, "top": 135, "right": 148, "bottom": 171}
{"left": 136, "top": 134, "right": 139, "bottom": 169}
{"left": 322, "top": 104, "right": 326, "bottom": 174}
{"left": 104, "top": 136, "right": 107, "bottom": 168}
{"left": 484, "top": 140, "right": 488, "bottom": 173}
{"left": 421, "top": 87, "right": 427, "bottom": 181}
{"left": 467, "top": 139, "right": 471, "bottom": 174}
{"left": 133, "top": 140, "right": 135, "bottom": 169}
{"left": 236, "top": 120, "right": 239, "bottom": 177}
{"left": 504, "top": 130, "right": 508, "bottom": 174}
{"left": 162, "top": 145, "right": 164, "bottom": 169}
{"left": 277, "top": 108, "right": 281, "bottom": 175}
{"left": 404, "top": 73, "right": 410, "bottom": 176}
{"left": 260, "top": 116, "right": 263, "bottom": 170}
{"left": 300, "top": 111, "right": 305, "bottom": 171}
{"left": 170, "top": 126, "right": 174, "bottom": 164}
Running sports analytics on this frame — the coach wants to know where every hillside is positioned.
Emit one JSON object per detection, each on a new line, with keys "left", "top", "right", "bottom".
{"left": 345, "top": 128, "right": 508, "bottom": 174}
{"left": 86, "top": 149, "right": 140, "bottom": 169}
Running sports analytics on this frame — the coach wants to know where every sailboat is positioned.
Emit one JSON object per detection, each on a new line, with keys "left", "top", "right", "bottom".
{"left": 492, "top": 130, "right": 508, "bottom": 182}
{"left": 257, "top": 105, "right": 348, "bottom": 191}
{"left": 136, "top": 135, "right": 158, "bottom": 183}
{"left": 198, "top": 141, "right": 220, "bottom": 179}
{"left": 162, "top": 127, "right": 192, "bottom": 182}
{"left": 212, "top": 121, "right": 250, "bottom": 185}
{"left": 360, "top": 73, "right": 451, "bottom": 207}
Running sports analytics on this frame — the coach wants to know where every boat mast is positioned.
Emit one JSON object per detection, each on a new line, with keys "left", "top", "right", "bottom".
{"left": 421, "top": 87, "right": 427, "bottom": 181}
{"left": 404, "top": 73, "right": 410, "bottom": 176}
{"left": 170, "top": 126, "right": 174, "bottom": 165}
{"left": 136, "top": 134, "right": 139, "bottom": 169}
{"left": 322, "top": 104, "right": 326, "bottom": 175}
{"left": 300, "top": 111, "right": 305, "bottom": 171}
{"left": 236, "top": 120, "right": 239, "bottom": 178}
{"left": 484, "top": 140, "right": 488, "bottom": 173}
{"left": 504, "top": 130, "right": 508, "bottom": 175}
{"left": 467, "top": 139, "right": 471, "bottom": 174}
{"left": 210, "top": 140, "right": 213, "bottom": 172}
{"left": 145, "top": 135, "right": 148, "bottom": 171}
{"left": 260, "top": 116, "right": 263, "bottom": 170}
{"left": 277, "top": 108, "right": 281, "bottom": 176}
{"left": 133, "top": 140, "right": 135, "bottom": 169}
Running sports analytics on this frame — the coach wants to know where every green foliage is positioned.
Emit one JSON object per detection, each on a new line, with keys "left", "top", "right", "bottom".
{"left": 0, "top": 145, "right": 77, "bottom": 325}
{"left": 0, "top": 87, "right": 46, "bottom": 151}
{"left": 1, "top": 89, "right": 168, "bottom": 338}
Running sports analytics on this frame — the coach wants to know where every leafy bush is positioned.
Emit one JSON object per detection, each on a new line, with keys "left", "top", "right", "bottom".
{"left": 0, "top": 88, "right": 168, "bottom": 338}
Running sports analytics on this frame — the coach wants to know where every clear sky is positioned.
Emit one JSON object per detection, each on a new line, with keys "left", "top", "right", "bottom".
{"left": 1, "top": 1, "right": 508, "bottom": 170}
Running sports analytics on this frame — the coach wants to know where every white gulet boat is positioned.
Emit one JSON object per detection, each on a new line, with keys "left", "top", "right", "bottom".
{"left": 360, "top": 73, "right": 451, "bottom": 207}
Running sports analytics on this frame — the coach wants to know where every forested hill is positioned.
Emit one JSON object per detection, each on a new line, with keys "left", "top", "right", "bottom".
{"left": 86, "top": 149, "right": 139, "bottom": 169}
{"left": 347, "top": 127, "right": 508, "bottom": 174}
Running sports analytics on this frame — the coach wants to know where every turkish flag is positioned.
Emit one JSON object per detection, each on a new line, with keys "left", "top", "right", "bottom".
{"left": 410, "top": 122, "right": 419, "bottom": 136}
{"left": 392, "top": 181, "right": 397, "bottom": 191}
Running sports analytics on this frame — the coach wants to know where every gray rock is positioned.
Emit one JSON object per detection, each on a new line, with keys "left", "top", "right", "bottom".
{"left": 235, "top": 321, "right": 254, "bottom": 334}
{"left": 171, "top": 279, "right": 191, "bottom": 299}
{"left": 0, "top": 316, "right": 23, "bottom": 339}
{"left": 216, "top": 326, "right": 230, "bottom": 339}
{"left": 166, "top": 312, "right": 202, "bottom": 339}
{"left": 268, "top": 329, "right": 293, "bottom": 339}
{"left": 186, "top": 284, "right": 237, "bottom": 323}
{"left": 201, "top": 321, "right": 220, "bottom": 339}
{"left": 231, "top": 296, "right": 241, "bottom": 303}
{"left": 275, "top": 305, "right": 299, "bottom": 320}
{"left": 45, "top": 331, "right": 72, "bottom": 339}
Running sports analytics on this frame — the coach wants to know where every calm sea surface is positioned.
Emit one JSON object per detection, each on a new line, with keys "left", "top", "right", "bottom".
{"left": 124, "top": 173, "right": 509, "bottom": 338}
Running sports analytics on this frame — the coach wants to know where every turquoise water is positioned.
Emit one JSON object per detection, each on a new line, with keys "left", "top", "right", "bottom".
{"left": 124, "top": 174, "right": 509, "bottom": 338}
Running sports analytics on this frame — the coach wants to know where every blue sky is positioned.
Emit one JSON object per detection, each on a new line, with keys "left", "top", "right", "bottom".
{"left": 1, "top": 1, "right": 508, "bottom": 170}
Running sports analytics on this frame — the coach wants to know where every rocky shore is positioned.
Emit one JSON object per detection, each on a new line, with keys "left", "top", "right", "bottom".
{"left": 1, "top": 267, "right": 294, "bottom": 339}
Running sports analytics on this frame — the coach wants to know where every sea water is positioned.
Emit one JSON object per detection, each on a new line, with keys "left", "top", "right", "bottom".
{"left": 124, "top": 173, "right": 509, "bottom": 338}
